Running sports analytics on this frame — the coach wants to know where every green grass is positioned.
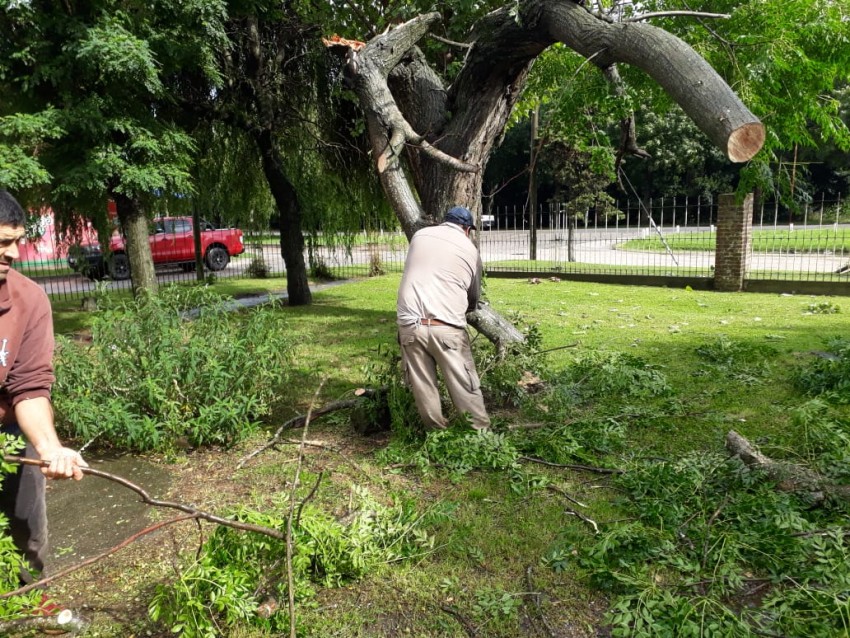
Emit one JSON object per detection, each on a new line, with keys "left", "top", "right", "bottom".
{"left": 46, "top": 276, "right": 850, "bottom": 636}
{"left": 620, "top": 227, "right": 850, "bottom": 253}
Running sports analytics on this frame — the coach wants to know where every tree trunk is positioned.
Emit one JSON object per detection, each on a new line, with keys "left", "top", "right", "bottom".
{"left": 255, "top": 129, "right": 312, "bottom": 306}
{"left": 467, "top": 305, "right": 527, "bottom": 355}
{"left": 113, "top": 193, "right": 157, "bottom": 296}
{"left": 328, "top": 1, "right": 764, "bottom": 347}
{"left": 726, "top": 430, "right": 850, "bottom": 506}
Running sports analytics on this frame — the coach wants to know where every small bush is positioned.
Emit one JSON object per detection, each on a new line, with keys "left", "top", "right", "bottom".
{"left": 245, "top": 256, "right": 270, "bottom": 278}
{"left": 310, "top": 256, "right": 333, "bottom": 280}
{"left": 0, "top": 435, "right": 42, "bottom": 618}
{"left": 54, "top": 286, "right": 293, "bottom": 452}
{"left": 367, "top": 246, "right": 385, "bottom": 276}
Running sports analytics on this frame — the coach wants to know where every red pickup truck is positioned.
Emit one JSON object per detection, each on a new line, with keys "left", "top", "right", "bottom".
{"left": 69, "top": 216, "right": 245, "bottom": 280}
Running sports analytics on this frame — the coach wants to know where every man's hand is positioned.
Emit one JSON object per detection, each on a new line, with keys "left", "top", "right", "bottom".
{"left": 38, "top": 446, "right": 88, "bottom": 480}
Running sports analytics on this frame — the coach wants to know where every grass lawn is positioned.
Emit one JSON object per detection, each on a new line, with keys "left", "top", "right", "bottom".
{"left": 620, "top": 227, "right": 850, "bottom": 253}
{"left": 39, "top": 276, "right": 850, "bottom": 637}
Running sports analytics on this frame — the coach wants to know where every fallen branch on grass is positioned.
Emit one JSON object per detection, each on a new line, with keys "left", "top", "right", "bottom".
{"left": 0, "top": 609, "right": 89, "bottom": 636}
{"left": 0, "top": 514, "right": 197, "bottom": 599}
{"left": 725, "top": 430, "right": 850, "bottom": 505}
{"left": 547, "top": 486, "right": 600, "bottom": 534}
{"left": 286, "top": 379, "right": 325, "bottom": 638}
{"left": 546, "top": 484, "right": 587, "bottom": 508}
{"left": 440, "top": 604, "right": 478, "bottom": 638}
{"left": 3, "top": 456, "right": 288, "bottom": 540}
{"left": 520, "top": 456, "right": 624, "bottom": 475}
{"left": 238, "top": 388, "right": 385, "bottom": 469}
{"left": 524, "top": 566, "right": 557, "bottom": 638}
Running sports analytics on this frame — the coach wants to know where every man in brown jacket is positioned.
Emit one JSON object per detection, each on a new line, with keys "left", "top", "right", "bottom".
{"left": 397, "top": 206, "right": 490, "bottom": 430}
{"left": 0, "top": 190, "right": 87, "bottom": 586}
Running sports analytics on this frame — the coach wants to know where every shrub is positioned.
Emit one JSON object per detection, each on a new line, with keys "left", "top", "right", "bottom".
{"left": 475, "top": 322, "right": 549, "bottom": 408}
{"left": 556, "top": 351, "right": 670, "bottom": 401}
{"left": 0, "top": 435, "right": 43, "bottom": 618}
{"left": 53, "top": 286, "right": 293, "bottom": 452}
{"left": 245, "top": 255, "right": 270, "bottom": 278}
{"left": 794, "top": 337, "right": 850, "bottom": 403}
{"left": 148, "top": 486, "right": 436, "bottom": 638}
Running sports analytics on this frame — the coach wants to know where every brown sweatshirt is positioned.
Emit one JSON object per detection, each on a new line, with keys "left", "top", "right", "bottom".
{"left": 0, "top": 268, "right": 55, "bottom": 425}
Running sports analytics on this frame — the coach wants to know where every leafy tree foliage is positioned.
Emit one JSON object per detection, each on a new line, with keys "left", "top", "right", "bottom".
{"left": 0, "top": 0, "right": 229, "bottom": 292}
{"left": 502, "top": 0, "right": 850, "bottom": 202}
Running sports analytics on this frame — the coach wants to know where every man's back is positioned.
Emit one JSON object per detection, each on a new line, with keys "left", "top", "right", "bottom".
{"left": 397, "top": 224, "right": 480, "bottom": 328}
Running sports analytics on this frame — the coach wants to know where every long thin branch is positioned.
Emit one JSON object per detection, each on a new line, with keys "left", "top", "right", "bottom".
{"left": 429, "top": 33, "right": 472, "bottom": 49}
{"left": 546, "top": 484, "right": 588, "bottom": 508}
{"left": 625, "top": 11, "right": 731, "bottom": 22}
{"left": 520, "top": 456, "right": 624, "bottom": 475}
{"left": 237, "top": 398, "right": 361, "bottom": 468}
{"left": 524, "top": 566, "right": 556, "bottom": 638}
{"left": 4, "top": 456, "right": 287, "bottom": 540}
{"left": 286, "top": 379, "right": 326, "bottom": 638}
{"left": 0, "top": 514, "right": 197, "bottom": 599}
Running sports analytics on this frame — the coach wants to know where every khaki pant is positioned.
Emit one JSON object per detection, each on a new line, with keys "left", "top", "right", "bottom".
{"left": 398, "top": 324, "right": 490, "bottom": 430}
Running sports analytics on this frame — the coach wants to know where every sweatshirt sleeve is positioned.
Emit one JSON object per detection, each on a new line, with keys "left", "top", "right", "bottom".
{"left": 6, "top": 293, "right": 55, "bottom": 405}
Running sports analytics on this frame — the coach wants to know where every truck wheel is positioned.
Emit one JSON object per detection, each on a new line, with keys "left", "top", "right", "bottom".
{"left": 108, "top": 254, "right": 131, "bottom": 280}
{"left": 85, "top": 260, "right": 107, "bottom": 281}
{"left": 205, "top": 246, "right": 230, "bottom": 271}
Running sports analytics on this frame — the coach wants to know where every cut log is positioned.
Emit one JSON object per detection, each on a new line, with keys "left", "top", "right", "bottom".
{"left": 350, "top": 388, "right": 392, "bottom": 435}
{"left": 467, "top": 303, "right": 526, "bottom": 355}
{"left": 725, "top": 430, "right": 850, "bottom": 505}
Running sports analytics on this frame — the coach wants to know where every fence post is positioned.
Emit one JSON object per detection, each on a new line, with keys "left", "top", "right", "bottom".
{"left": 714, "top": 192, "right": 753, "bottom": 292}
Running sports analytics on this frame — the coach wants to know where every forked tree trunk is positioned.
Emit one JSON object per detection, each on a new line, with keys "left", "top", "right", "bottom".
{"left": 326, "top": 2, "right": 764, "bottom": 346}
{"left": 113, "top": 192, "right": 157, "bottom": 296}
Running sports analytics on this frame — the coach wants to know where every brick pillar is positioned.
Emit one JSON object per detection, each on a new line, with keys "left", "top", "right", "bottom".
{"left": 714, "top": 193, "right": 753, "bottom": 292}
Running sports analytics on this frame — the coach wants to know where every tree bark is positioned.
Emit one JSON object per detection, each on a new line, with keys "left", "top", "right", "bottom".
{"left": 725, "top": 430, "right": 850, "bottom": 505}
{"left": 328, "top": 1, "right": 764, "bottom": 346}
{"left": 113, "top": 192, "right": 157, "bottom": 296}
{"left": 337, "top": 1, "right": 763, "bottom": 229}
{"left": 255, "top": 129, "right": 312, "bottom": 306}
{"left": 467, "top": 304, "right": 526, "bottom": 354}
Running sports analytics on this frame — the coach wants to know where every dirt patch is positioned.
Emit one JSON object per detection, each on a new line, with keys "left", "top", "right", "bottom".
{"left": 45, "top": 454, "right": 173, "bottom": 572}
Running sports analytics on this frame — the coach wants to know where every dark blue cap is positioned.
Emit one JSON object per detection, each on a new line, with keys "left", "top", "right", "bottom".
{"left": 444, "top": 206, "right": 476, "bottom": 229}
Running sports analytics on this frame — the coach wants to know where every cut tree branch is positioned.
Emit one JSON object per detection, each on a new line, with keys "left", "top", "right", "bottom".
{"left": 0, "top": 514, "right": 197, "bottom": 599}
{"left": 725, "top": 431, "right": 850, "bottom": 505}
{"left": 238, "top": 390, "right": 384, "bottom": 469}
{"left": 4, "top": 456, "right": 288, "bottom": 540}
{"left": 286, "top": 379, "right": 325, "bottom": 638}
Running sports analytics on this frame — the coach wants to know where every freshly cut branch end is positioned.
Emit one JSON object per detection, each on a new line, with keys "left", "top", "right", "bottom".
{"left": 727, "top": 122, "right": 765, "bottom": 163}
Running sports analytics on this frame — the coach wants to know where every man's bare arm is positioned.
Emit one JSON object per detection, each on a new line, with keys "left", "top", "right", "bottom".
{"left": 15, "top": 397, "right": 87, "bottom": 480}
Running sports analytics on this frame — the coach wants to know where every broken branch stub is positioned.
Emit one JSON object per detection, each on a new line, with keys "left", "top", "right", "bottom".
{"left": 725, "top": 430, "right": 850, "bottom": 506}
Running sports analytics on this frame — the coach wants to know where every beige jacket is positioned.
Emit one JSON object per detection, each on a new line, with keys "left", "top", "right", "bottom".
{"left": 397, "top": 223, "right": 482, "bottom": 328}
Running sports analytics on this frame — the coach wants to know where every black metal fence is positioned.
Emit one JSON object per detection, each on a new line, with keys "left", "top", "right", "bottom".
{"left": 23, "top": 193, "right": 850, "bottom": 301}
